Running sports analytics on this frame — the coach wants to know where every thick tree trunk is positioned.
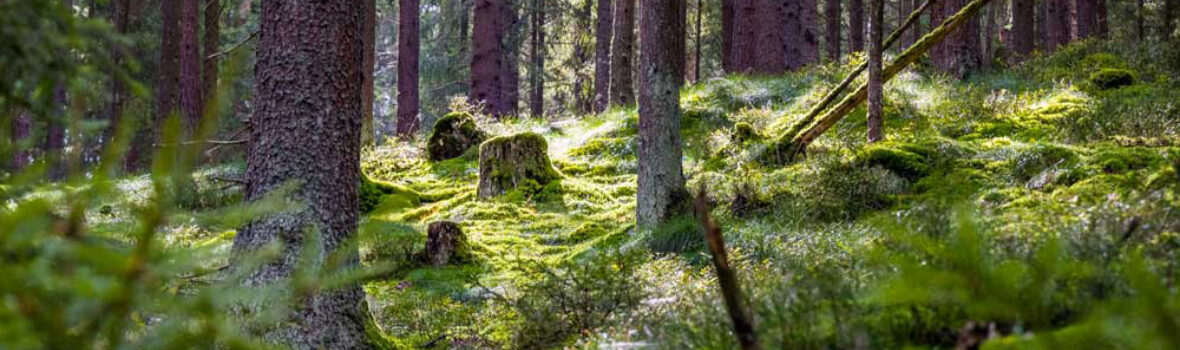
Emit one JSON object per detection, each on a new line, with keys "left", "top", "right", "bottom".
{"left": 733, "top": 0, "right": 757, "bottom": 72}
{"left": 1073, "top": 0, "right": 1097, "bottom": 39}
{"left": 502, "top": 1, "right": 522, "bottom": 116}
{"left": 932, "top": 0, "right": 981, "bottom": 77}
{"left": 529, "top": 0, "right": 545, "bottom": 118}
{"left": 157, "top": 0, "right": 180, "bottom": 148}
{"left": 826, "top": 0, "right": 842, "bottom": 61}
{"left": 1096, "top": 0, "right": 1106, "bottom": 37}
{"left": 397, "top": 0, "right": 421, "bottom": 136}
{"left": 1044, "top": 0, "right": 1069, "bottom": 51}
{"left": 1011, "top": 0, "right": 1034, "bottom": 58}
{"left": 609, "top": 0, "right": 636, "bottom": 105}
{"left": 695, "top": 0, "right": 703, "bottom": 81}
{"left": 721, "top": 0, "right": 735, "bottom": 72}
{"left": 802, "top": 0, "right": 820, "bottom": 64}
{"left": 850, "top": 0, "right": 865, "bottom": 52}
{"left": 637, "top": 0, "right": 691, "bottom": 227}
{"left": 203, "top": 0, "right": 220, "bottom": 105}
{"left": 361, "top": 0, "right": 375, "bottom": 144}
{"left": 756, "top": 0, "right": 787, "bottom": 73}
{"left": 109, "top": 0, "right": 131, "bottom": 169}
{"left": 900, "top": 0, "right": 912, "bottom": 48}
{"left": 1036, "top": 0, "right": 1047, "bottom": 49}
{"left": 471, "top": 0, "right": 507, "bottom": 117}
{"left": 233, "top": 1, "right": 377, "bottom": 349}
{"left": 594, "top": 0, "right": 613, "bottom": 112}
{"left": 180, "top": 0, "right": 203, "bottom": 135}
{"left": 868, "top": 0, "right": 884, "bottom": 143}
{"left": 983, "top": 0, "right": 995, "bottom": 68}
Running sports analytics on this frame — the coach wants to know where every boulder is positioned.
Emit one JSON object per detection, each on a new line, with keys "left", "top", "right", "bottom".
{"left": 427, "top": 112, "right": 488, "bottom": 161}
{"left": 477, "top": 132, "right": 562, "bottom": 198}
{"left": 423, "top": 221, "right": 469, "bottom": 266}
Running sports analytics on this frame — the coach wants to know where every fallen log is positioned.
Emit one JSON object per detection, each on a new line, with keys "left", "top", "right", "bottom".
{"left": 774, "top": 0, "right": 995, "bottom": 161}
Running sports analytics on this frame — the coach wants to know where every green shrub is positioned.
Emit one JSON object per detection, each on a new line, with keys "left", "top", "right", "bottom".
{"left": 1087, "top": 69, "right": 1135, "bottom": 90}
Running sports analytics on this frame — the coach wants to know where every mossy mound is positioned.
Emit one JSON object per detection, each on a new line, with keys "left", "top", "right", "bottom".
{"left": 1088, "top": 68, "right": 1135, "bottom": 90}
{"left": 427, "top": 112, "right": 488, "bottom": 161}
{"left": 361, "top": 175, "right": 422, "bottom": 214}
{"left": 477, "top": 132, "right": 562, "bottom": 199}
{"left": 1089, "top": 147, "right": 1164, "bottom": 173}
{"left": 732, "top": 122, "right": 760, "bottom": 144}
{"left": 856, "top": 143, "right": 935, "bottom": 180}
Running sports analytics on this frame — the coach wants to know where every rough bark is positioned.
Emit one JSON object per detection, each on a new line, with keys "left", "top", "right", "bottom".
{"left": 471, "top": 0, "right": 507, "bottom": 117}
{"left": 1073, "top": 0, "right": 1097, "bottom": 40}
{"left": 1011, "top": 0, "right": 1034, "bottom": 58}
{"left": 609, "top": 0, "right": 636, "bottom": 105}
{"left": 232, "top": 1, "right": 376, "bottom": 349}
{"left": 1096, "top": 0, "right": 1107, "bottom": 37}
{"left": 180, "top": 0, "right": 203, "bottom": 135}
{"left": 203, "top": 0, "right": 220, "bottom": 105}
{"left": 826, "top": 0, "right": 842, "bottom": 61}
{"left": 694, "top": 0, "right": 703, "bottom": 82}
{"left": 850, "top": 0, "right": 866, "bottom": 52}
{"left": 802, "top": 0, "right": 821, "bottom": 65}
{"left": 932, "top": 0, "right": 981, "bottom": 77}
{"left": 1036, "top": 0, "right": 1047, "bottom": 49}
{"left": 756, "top": 0, "right": 787, "bottom": 73}
{"left": 1044, "top": 0, "right": 1069, "bottom": 51}
{"left": 157, "top": 0, "right": 181, "bottom": 148}
{"left": 361, "top": 0, "right": 376, "bottom": 144}
{"left": 594, "top": 0, "right": 613, "bottom": 112}
{"left": 397, "top": 0, "right": 421, "bottom": 136}
{"left": 900, "top": 0, "right": 912, "bottom": 48}
{"left": 721, "top": 0, "right": 735, "bottom": 72}
{"left": 109, "top": 0, "right": 131, "bottom": 168}
{"left": 529, "top": 0, "right": 545, "bottom": 118}
{"left": 502, "top": 1, "right": 522, "bottom": 116}
{"left": 868, "top": 0, "right": 884, "bottom": 143}
{"left": 733, "top": 0, "right": 757, "bottom": 72}
{"left": 637, "top": 0, "right": 691, "bottom": 227}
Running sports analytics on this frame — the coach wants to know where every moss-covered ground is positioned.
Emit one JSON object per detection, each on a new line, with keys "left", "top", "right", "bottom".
{"left": 21, "top": 40, "right": 1180, "bottom": 349}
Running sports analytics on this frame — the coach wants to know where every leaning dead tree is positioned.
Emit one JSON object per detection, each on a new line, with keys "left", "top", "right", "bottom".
{"left": 772, "top": 0, "right": 993, "bottom": 162}
{"left": 780, "top": 0, "right": 937, "bottom": 143}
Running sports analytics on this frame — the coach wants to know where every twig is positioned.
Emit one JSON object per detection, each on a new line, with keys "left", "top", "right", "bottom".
{"left": 206, "top": 30, "right": 259, "bottom": 61}
{"left": 210, "top": 176, "right": 248, "bottom": 186}
{"left": 177, "top": 264, "right": 230, "bottom": 281}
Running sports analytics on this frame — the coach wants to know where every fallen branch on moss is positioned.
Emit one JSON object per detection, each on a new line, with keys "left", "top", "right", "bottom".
{"left": 695, "top": 184, "right": 760, "bottom": 350}
{"left": 772, "top": 0, "right": 994, "bottom": 162}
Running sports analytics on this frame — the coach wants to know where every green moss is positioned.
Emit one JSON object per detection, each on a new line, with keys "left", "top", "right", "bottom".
{"left": 732, "top": 122, "right": 759, "bottom": 144}
{"left": 1088, "top": 68, "right": 1135, "bottom": 90}
{"left": 568, "top": 136, "right": 635, "bottom": 159}
{"left": 1089, "top": 146, "right": 1163, "bottom": 174}
{"left": 361, "top": 175, "right": 422, "bottom": 214}
{"left": 856, "top": 143, "right": 932, "bottom": 180}
{"left": 478, "top": 132, "right": 563, "bottom": 199}
{"left": 427, "top": 112, "right": 488, "bottom": 161}
{"left": 1009, "top": 143, "right": 1081, "bottom": 181}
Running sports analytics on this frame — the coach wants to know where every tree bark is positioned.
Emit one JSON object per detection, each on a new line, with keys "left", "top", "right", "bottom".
{"left": 826, "top": 0, "right": 842, "bottom": 61}
{"left": 529, "top": 0, "right": 545, "bottom": 118}
{"left": 157, "top": 0, "right": 181, "bottom": 148}
{"left": 1096, "top": 0, "right": 1107, "bottom": 37}
{"left": 694, "top": 0, "right": 703, "bottom": 81}
{"left": 983, "top": 0, "right": 995, "bottom": 68}
{"left": 850, "top": 0, "right": 865, "bottom": 52}
{"left": 899, "top": 0, "right": 912, "bottom": 49}
{"left": 868, "top": 0, "right": 884, "bottom": 143}
{"left": 502, "top": 1, "right": 522, "bottom": 116}
{"left": 756, "top": 0, "right": 787, "bottom": 73}
{"left": 471, "top": 0, "right": 507, "bottom": 117}
{"left": 397, "top": 0, "right": 421, "bottom": 136}
{"left": 932, "top": 0, "right": 981, "bottom": 77}
{"left": 110, "top": 0, "right": 131, "bottom": 169}
{"left": 594, "top": 0, "right": 613, "bottom": 112}
{"left": 1044, "top": 0, "right": 1069, "bottom": 51}
{"left": 1165, "top": 0, "right": 1176, "bottom": 40}
{"left": 361, "top": 0, "right": 376, "bottom": 144}
{"left": 10, "top": 112, "right": 32, "bottom": 171}
{"left": 721, "top": 0, "right": 735, "bottom": 72}
{"left": 637, "top": 0, "right": 691, "bottom": 227}
{"left": 802, "top": 0, "right": 821, "bottom": 64}
{"left": 1137, "top": 0, "right": 1145, "bottom": 41}
{"left": 203, "top": 0, "right": 220, "bottom": 105}
{"left": 1073, "top": 0, "right": 1097, "bottom": 40}
{"left": 180, "top": 0, "right": 203, "bottom": 135}
{"left": 609, "top": 0, "right": 636, "bottom": 105}
{"left": 732, "top": 0, "right": 757, "bottom": 72}
{"left": 1011, "top": 0, "right": 1034, "bottom": 58}
{"left": 233, "top": 1, "right": 377, "bottom": 348}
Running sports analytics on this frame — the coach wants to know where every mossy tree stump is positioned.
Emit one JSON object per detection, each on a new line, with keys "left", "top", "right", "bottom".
{"left": 428, "top": 112, "right": 488, "bottom": 161}
{"left": 477, "top": 132, "right": 561, "bottom": 198}
{"left": 423, "top": 221, "right": 468, "bottom": 266}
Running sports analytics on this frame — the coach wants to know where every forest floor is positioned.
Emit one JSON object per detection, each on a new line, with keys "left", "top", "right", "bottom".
{"left": 54, "top": 40, "right": 1180, "bottom": 349}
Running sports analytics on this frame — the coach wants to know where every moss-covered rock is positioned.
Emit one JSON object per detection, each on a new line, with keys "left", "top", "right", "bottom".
{"left": 856, "top": 143, "right": 933, "bottom": 180}
{"left": 477, "top": 132, "right": 562, "bottom": 198}
{"left": 1088, "top": 68, "right": 1135, "bottom": 90}
{"left": 360, "top": 175, "right": 422, "bottom": 214}
{"left": 427, "top": 112, "right": 488, "bottom": 161}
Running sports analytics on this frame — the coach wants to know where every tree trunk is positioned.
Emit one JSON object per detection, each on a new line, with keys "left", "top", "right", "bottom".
{"left": 10, "top": 112, "right": 32, "bottom": 171}
{"left": 695, "top": 0, "right": 703, "bottom": 81}
{"left": 1073, "top": 0, "right": 1097, "bottom": 39}
{"left": 48, "top": 83, "right": 68, "bottom": 179}
{"left": 1096, "top": 0, "right": 1107, "bottom": 37}
{"left": 609, "top": 0, "right": 636, "bottom": 105}
{"left": 868, "top": 0, "right": 884, "bottom": 143}
{"left": 756, "top": 0, "right": 787, "bottom": 73}
{"left": 157, "top": 0, "right": 181, "bottom": 148}
{"left": 802, "top": 0, "right": 820, "bottom": 64}
{"left": 203, "top": 0, "right": 220, "bottom": 106}
{"left": 1011, "top": 0, "right": 1034, "bottom": 58}
{"left": 502, "top": 1, "right": 522, "bottom": 116}
{"left": 397, "top": 0, "right": 421, "bottom": 136}
{"left": 733, "top": 0, "right": 757, "bottom": 72}
{"left": 180, "top": 0, "right": 203, "bottom": 135}
{"left": 1138, "top": 0, "right": 1145, "bottom": 41}
{"left": 529, "top": 0, "right": 545, "bottom": 118}
{"left": 594, "top": 0, "right": 613, "bottom": 112}
{"left": 900, "top": 0, "right": 912, "bottom": 48}
{"left": 721, "top": 0, "right": 735, "bottom": 72}
{"left": 471, "top": 0, "right": 507, "bottom": 117}
{"left": 826, "top": 0, "right": 842, "bottom": 61}
{"left": 637, "top": 0, "right": 691, "bottom": 227}
{"left": 1165, "top": 0, "right": 1176, "bottom": 40}
{"left": 233, "top": 1, "right": 378, "bottom": 348}
{"left": 850, "top": 0, "right": 865, "bottom": 52}
{"left": 1036, "top": 0, "right": 1047, "bottom": 49}
{"left": 109, "top": 0, "right": 131, "bottom": 169}
{"left": 932, "top": 0, "right": 981, "bottom": 77}
{"left": 1044, "top": 0, "right": 1069, "bottom": 51}
{"left": 983, "top": 0, "right": 995, "bottom": 68}
{"left": 361, "top": 0, "right": 376, "bottom": 144}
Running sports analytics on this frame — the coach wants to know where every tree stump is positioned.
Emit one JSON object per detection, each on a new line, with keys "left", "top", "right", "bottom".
{"left": 424, "top": 221, "right": 468, "bottom": 266}
{"left": 477, "top": 132, "right": 562, "bottom": 198}
{"left": 427, "top": 112, "right": 488, "bottom": 161}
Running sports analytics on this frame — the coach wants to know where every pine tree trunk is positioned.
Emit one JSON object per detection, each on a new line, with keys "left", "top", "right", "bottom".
{"left": 502, "top": 1, "right": 522, "bottom": 116}
{"left": 180, "top": 0, "right": 203, "bottom": 135}
{"left": 594, "top": 0, "right": 613, "bottom": 112}
{"left": 721, "top": 0, "right": 735, "bottom": 72}
{"left": 397, "top": 0, "right": 421, "bottom": 136}
{"left": 109, "top": 0, "right": 131, "bottom": 169}
{"left": 609, "top": 0, "right": 636, "bottom": 105}
{"left": 361, "top": 0, "right": 376, "bottom": 144}
{"left": 1096, "top": 0, "right": 1107, "bottom": 37}
{"left": 233, "top": 1, "right": 377, "bottom": 348}
{"left": 756, "top": 0, "right": 787, "bottom": 73}
{"left": 868, "top": 0, "right": 884, "bottom": 143}
{"left": 1074, "top": 0, "right": 1097, "bottom": 39}
{"left": 802, "top": 0, "right": 820, "bottom": 64}
{"left": 529, "top": 0, "right": 545, "bottom": 118}
{"left": 1044, "top": 0, "right": 1069, "bottom": 51}
{"left": 203, "top": 0, "right": 220, "bottom": 105}
{"left": 637, "top": 0, "right": 691, "bottom": 227}
{"left": 733, "top": 0, "right": 757, "bottom": 71}
{"left": 932, "top": 0, "right": 981, "bottom": 77}
{"left": 850, "top": 0, "right": 865, "bottom": 52}
{"left": 983, "top": 0, "right": 995, "bottom": 67}
{"left": 900, "top": 0, "right": 912, "bottom": 48}
{"left": 826, "top": 0, "right": 842, "bottom": 61}
{"left": 471, "top": 0, "right": 507, "bottom": 117}
{"left": 10, "top": 112, "right": 32, "bottom": 171}
{"left": 156, "top": 0, "right": 180, "bottom": 148}
{"left": 695, "top": 0, "right": 703, "bottom": 81}
{"left": 1011, "top": 0, "right": 1034, "bottom": 58}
